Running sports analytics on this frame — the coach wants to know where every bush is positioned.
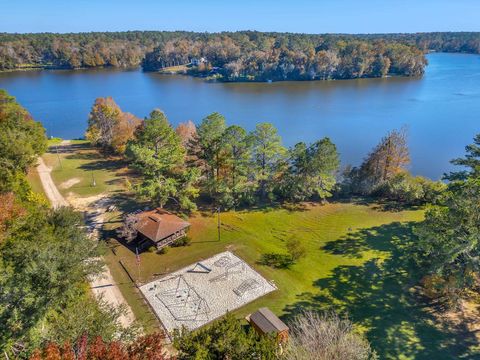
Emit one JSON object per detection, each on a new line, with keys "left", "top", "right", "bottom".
{"left": 258, "top": 253, "right": 294, "bottom": 269}
{"left": 286, "top": 311, "right": 377, "bottom": 360}
{"left": 170, "top": 236, "right": 191, "bottom": 247}
{"left": 286, "top": 239, "right": 306, "bottom": 261}
{"left": 147, "top": 245, "right": 156, "bottom": 253}
{"left": 156, "top": 246, "right": 169, "bottom": 255}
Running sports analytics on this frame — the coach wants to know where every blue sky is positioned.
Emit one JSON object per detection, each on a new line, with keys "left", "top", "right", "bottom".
{"left": 1, "top": 0, "right": 479, "bottom": 34}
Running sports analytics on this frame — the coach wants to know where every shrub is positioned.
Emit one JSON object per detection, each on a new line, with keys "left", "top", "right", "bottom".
{"left": 286, "top": 239, "right": 306, "bottom": 261}
{"left": 258, "top": 253, "right": 294, "bottom": 269}
{"left": 170, "top": 236, "right": 192, "bottom": 247}
{"left": 286, "top": 311, "right": 377, "bottom": 360}
{"left": 156, "top": 247, "right": 169, "bottom": 255}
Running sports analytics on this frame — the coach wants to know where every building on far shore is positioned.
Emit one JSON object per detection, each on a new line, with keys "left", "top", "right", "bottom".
{"left": 134, "top": 208, "right": 190, "bottom": 250}
{"left": 191, "top": 57, "right": 207, "bottom": 66}
{"left": 247, "top": 307, "right": 289, "bottom": 343}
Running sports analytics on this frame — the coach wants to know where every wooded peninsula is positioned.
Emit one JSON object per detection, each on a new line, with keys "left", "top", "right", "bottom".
{"left": 1, "top": 31, "right": 479, "bottom": 81}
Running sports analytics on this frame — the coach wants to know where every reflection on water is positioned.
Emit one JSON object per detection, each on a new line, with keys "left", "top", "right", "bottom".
{"left": 1, "top": 53, "right": 479, "bottom": 179}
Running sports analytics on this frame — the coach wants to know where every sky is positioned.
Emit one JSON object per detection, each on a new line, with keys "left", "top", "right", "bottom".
{"left": 1, "top": 0, "right": 480, "bottom": 34}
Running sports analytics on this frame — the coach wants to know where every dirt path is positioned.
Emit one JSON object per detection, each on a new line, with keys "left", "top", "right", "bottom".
{"left": 37, "top": 157, "right": 69, "bottom": 208}
{"left": 36, "top": 142, "right": 135, "bottom": 327}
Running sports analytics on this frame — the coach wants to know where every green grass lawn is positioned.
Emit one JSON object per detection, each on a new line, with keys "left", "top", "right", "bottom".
{"left": 103, "top": 202, "right": 478, "bottom": 359}
{"left": 42, "top": 140, "right": 129, "bottom": 199}
{"left": 31, "top": 143, "right": 477, "bottom": 359}
{"left": 27, "top": 166, "right": 47, "bottom": 200}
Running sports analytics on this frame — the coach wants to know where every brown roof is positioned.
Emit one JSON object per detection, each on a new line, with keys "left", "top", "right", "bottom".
{"left": 135, "top": 208, "right": 190, "bottom": 242}
{"left": 249, "top": 307, "right": 289, "bottom": 334}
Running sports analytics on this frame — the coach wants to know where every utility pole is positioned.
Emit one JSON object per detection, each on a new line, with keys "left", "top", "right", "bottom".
{"left": 217, "top": 206, "right": 221, "bottom": 242}
{"left": 56, "top": 145, "right": 62, "bottom": 170}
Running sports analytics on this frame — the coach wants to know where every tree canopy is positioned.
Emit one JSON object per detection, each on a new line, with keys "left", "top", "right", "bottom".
{"left": 0, "top": 89, "right": 46, "bottom": 193}
{"left": 414, "top": 133, "right": 480, "bottom": 302}
{"left": 173, "top": 312, "right": 278, "bottom": 360}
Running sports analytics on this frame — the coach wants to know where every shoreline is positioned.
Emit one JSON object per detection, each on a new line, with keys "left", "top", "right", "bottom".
{"left": 1, "top": 64, "right": 421, "bottom": 82}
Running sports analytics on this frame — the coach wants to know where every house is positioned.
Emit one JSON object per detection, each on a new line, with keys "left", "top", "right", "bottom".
{"left": 247, "top": 307, "right": 289, "bottom": 343}
{"left": 191, "top": 57, "right": 207, "bottom": 66}
{"left": 134, "top": 208, "right": 190, "bottom": 250}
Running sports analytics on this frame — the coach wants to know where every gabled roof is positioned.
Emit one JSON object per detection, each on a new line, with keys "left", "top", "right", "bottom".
{"left": 249, "top": 307, "right": 289, "bottom": 333}
{"left": 135, "top": 208, "right": 190, "bottom": 242}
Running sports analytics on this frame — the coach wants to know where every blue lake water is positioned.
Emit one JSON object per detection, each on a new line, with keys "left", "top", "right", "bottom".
{"left": 1, "top": 53, "right": 479, "bottom": 179}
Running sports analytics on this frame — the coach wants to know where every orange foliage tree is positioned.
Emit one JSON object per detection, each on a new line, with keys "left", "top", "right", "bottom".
{"left": 29, "top": 333, "right": 171, "bottom": 360}
{"left": 85, "top": 97, "right": 141, "bottom": 154}
{"left": 0, "top": 192, "right": 25, "bottom": 243}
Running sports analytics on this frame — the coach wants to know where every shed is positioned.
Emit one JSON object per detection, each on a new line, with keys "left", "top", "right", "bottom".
{"left": 247, "top": 307, "right": 289, "bottom": 342}
{"left": 135, "top": 208, "right": 190, "bottom": 250}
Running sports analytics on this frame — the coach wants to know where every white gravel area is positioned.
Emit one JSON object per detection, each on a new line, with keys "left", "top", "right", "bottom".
{"left": 139, "top": 251, "right": 276, "bottom": 333}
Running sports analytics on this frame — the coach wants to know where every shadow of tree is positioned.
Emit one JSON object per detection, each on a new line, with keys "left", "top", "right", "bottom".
{"left": 78, "top": 159, "right": 126, "bottom": 172}
{"left": 282, "top": 222, "right": 478, "bottom": 359}
{"left": 332, "top": 196, "right": 423, "bottom": 212}
{"left": 257, "top": 253, "right": 294, "bottom": 269}
{"left": 47, "top": 142, "right": 87, "bottom": 154}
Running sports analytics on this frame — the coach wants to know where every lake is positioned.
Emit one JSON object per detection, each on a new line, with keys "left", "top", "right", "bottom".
{"left": 1, "top": 53, "right": 479, "bottom": 179}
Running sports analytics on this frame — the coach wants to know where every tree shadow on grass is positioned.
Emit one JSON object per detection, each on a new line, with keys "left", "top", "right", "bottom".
{"left": 282, "top": 222, "right": 478, "bottom": 359}
{"left": 332, "top": 196, "right": 423, "bottom": 212}
{"left": 257, "top": 253, "right": 294, "bottom": 269}
{"left": 78, "top": 159, "right": 126, "bottom": 172}
{"left": 47, "top": 142, "right": 87, "bottom": 154}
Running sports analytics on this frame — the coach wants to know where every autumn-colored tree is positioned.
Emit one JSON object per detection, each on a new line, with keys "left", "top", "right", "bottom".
{"left": 111, "top": 112, "right": 141, "bottom": 154}
{"left": 86, "top": 97, "right": 122, "bottom": 148}
{"left": 128, "top": 332, "right": 169, "bottom": 360}
{"left": 175, "top": 120, "right": 197, "bottom": 148}
{"left": 86, "top": 97, "right": 140, "bottom": 154}
{"left": 0, "top": 192, "right": 26, "bottom": 243}
{"left": 355, "top": 128, "right": 410, "bottom": 193}
{"left": 29, "top": 333, "right": 170, "bottom": 360}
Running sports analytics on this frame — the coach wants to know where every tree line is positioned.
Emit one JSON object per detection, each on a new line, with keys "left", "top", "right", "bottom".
{"left": 2, "top": 31, "right": 472, "bottom": 78}
{"left": 2, "top": 31, "right": 480, "bottom": 79}
{"left": 0, "top": 31, "right": 190, "bottom": 70}
{"left": 86, "top": 97, "right": 445, "bottom": 212}
{"left": 0, "top": 90, "right": 145, "bottom": 357}
{"left": 143, "top": 35, "right": 426, "bottom": 81}
{"left": 86, "top": 97, "right": 342, "bottom": 211}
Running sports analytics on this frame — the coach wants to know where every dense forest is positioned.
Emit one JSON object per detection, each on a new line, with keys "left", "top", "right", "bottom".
{"left": 1, "top": 31, "right": 478, "bottom": 81}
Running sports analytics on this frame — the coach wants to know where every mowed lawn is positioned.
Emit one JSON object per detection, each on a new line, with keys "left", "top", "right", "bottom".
{"left": 30, "top": 142, "right": 477, "bottom": 359}
{"left": 105, "top": 203, "right": 477, "bottom": 359}
{"left": 42, "top": 140, "right": 130, "bottom": 199}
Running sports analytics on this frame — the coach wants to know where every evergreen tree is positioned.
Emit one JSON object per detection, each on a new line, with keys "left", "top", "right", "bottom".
{"left": 250, "top": 123, "right": 287, "bottom": 201}
{"left": 173, "top": 313, "right": 278, "bottom": 360}
{"left": 282, "top": 138, "right": 339, "bottom": 202}
{"left": 414, "top": 178, "right": 480, "bottom": 301}
{"left": 127, "top": 110, "right": 198, "bottom": 210}
{"left": 445, "top": 133, "right": 480, "bottom": 180}
{"left": 220, "top": 125, "right": 252, "bottom": 208}
{"left": 196, "top": 112, "right": 227, "bottom": 198}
